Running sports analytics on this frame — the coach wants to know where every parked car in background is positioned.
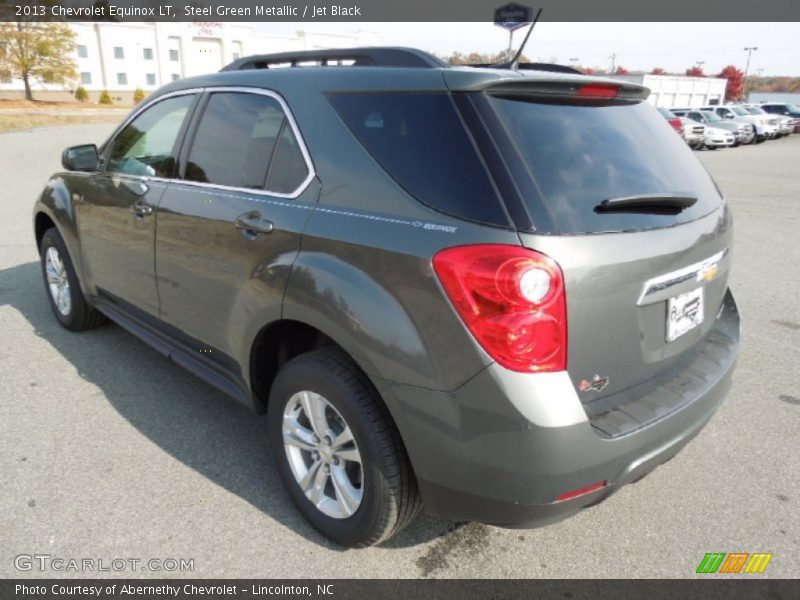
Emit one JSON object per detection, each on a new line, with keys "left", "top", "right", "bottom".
{"left": 743, "top": 105, "right": 782, "bottom": 138}
{"left": 759, "top": 102, "right": 800, "bottom": 132}
{"left": 672, "top": 109, "right": 751, "bottom": 146}
{"left": 748, "top": 105, "right": 793, "bottom": 136}
{"left": 657, "top": 107, "right": 704, "bottom": 148}
{"left": 680, "top": 117, "right": 706, "bottom": 149}
{"left": 702, "top": 126, "right": 736, "bottom": 149}
{"left": 709, "top": 104, "right": 777, "bottom": 142}
{"left": 657, "top": 107, "right": 683, "bottom": 134}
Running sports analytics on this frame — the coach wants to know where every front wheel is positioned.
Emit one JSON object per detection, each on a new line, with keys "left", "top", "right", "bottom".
{"left": 39, "top": 228, "right": 106, "bottom": 331}
{"left": 267, "top": 347, "right": 421, "bottom": 547}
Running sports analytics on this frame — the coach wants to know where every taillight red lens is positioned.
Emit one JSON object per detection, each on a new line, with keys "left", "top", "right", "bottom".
{"left": 669, "top": 117, "right": 682, "bottom": 132}
{"left": 433, "top": 245, "right": 567, "bottom": 373}
{"left": 576, "top": 83, "right": 619, "bottom": 98}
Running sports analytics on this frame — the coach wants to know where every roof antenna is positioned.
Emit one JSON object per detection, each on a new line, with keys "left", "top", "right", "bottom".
{"left": 496, "top": 7, "right": 544, "bottom": 70}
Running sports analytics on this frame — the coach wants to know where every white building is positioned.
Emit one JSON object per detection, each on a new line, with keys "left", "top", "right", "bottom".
{"left": 1, "top": 22, "right": 376, "bottom": 102}
{"left": 609, "top": 74, "right": 728, "bottom": 108}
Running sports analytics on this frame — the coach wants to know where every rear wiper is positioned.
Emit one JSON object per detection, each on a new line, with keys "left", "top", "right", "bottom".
{"left": 594, "top": 193, "right": 698, "bottom": 214}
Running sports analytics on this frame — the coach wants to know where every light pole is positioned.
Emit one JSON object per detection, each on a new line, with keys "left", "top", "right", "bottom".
{"left": 609, "top": 53, "right": 617, "bottom": 74}
{"left": 743, "top": 46, "right": 758, "bottom": 99}
{"left": 569, "top": 57, "right": 579, "bottom": 66}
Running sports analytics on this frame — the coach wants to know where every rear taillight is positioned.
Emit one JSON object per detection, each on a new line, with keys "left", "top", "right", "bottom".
{"left": 433, "top": 245, "right": 567, "bottom": 373}
{"left": 668, "top": 117, "right": 682, "bottom": 132}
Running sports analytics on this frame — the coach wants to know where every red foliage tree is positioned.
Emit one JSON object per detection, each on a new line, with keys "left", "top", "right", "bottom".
{"left": 685, "top": 66, "right": 705, "bottom": 77}
{"left": 615, "top": 66, "right": 629, "bottom": 75}
{"left": 651, "top": 67, "right": 666, "bottom": 75}
{"left": 718, "top": 65, "right": 745, "bottom": 101}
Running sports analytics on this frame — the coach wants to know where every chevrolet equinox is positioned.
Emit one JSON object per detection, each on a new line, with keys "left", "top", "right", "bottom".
{"left": 33, "top": 48, "right": 740, "bottom": 547}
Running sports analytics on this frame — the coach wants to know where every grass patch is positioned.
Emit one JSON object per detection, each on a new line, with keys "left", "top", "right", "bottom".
{"left": 0, "top": 113, "right": 122, "bottom": 134}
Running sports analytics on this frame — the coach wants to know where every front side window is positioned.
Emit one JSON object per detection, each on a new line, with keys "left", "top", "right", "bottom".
{"left": 106, "top": 94, "right": 196, "bottom": 178}
{"left": 185, "top": 92, "right": 308, "bottom": 193}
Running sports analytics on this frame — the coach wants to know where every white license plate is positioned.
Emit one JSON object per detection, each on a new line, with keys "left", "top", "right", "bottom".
{"left": 666, "top": 287, "right": 704, "bottom": 342}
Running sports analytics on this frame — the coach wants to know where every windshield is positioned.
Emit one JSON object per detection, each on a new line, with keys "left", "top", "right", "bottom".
{"left": 485, "top": 96, "right": 722, "bottom": 234}
{"left": 704, "top": 111, "right": 722, "bottom": 122}
{"left": 731, "top": 106, "right": 750, "bottom": 116}
{"left": 747, "top": 106, "right": 767, "bottom": 115}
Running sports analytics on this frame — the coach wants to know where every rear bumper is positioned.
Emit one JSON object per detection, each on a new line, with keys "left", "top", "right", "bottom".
{"left": 380, "top": 290, "right": 739, "bottom": 527}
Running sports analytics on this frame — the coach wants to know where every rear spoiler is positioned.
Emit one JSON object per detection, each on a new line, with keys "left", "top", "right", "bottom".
{"left": 444, "top": 70, "right": 650, "bottom": 103}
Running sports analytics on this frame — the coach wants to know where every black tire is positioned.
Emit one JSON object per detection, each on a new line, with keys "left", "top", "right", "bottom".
{"left": 39, "top": 228, "right": 106, "bottom": 331}
{"left": 267, "top": 347, "right": 421, "bottom": 547}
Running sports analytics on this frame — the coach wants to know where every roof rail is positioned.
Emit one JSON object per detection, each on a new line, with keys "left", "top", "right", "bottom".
{"left": 221, "top": 47, "right": 448, "bottom": 71}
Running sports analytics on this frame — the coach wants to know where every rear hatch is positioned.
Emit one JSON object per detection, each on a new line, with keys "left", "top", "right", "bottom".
{"left": 450, "top": 72, "right": 733, "bottom": 431}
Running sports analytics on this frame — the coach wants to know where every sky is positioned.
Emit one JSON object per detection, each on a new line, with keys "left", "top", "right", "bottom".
{"left": 256, "top": 22, "right": 800, "bottom": 76}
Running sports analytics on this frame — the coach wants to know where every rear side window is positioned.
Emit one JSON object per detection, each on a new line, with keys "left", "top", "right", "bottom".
{"left": 328, "top": 93, "right": 509, "bottom": 227}
{"left": 486, "top": 97, "right": 722, "bottom": 234}
{"left": 185, "top": 92, "right": 308, "bottom": 193}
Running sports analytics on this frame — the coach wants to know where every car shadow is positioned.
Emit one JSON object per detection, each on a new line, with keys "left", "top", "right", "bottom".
{"left": 1, "top": 260, "right": 454, "bottom": 550}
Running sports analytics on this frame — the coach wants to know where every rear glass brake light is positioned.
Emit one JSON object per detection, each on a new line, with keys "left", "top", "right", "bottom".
{"left": 577, "top": 83, "right": 619, "bottom": 99}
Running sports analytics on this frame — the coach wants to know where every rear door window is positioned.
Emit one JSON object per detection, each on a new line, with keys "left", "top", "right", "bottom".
{"left": 328, "top": 92, "right": 509, "bottom": 227}
{"left": 484, "top": 96, "right": 722, "bottom": 234}
{"left": 185, "top": 92, "right": 308, "bottom": 193}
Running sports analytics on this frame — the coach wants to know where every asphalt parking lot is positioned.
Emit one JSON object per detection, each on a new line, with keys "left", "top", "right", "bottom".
{"left": 1, "top": 124, "right": 798, "bottom": 579}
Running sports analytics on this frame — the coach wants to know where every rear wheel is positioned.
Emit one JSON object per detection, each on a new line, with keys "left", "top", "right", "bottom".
{"left": 39, "top": 228, "right": 106, "bottom": 331}
{"left": 267, "top": 347, "right": 421, "bottom": 547}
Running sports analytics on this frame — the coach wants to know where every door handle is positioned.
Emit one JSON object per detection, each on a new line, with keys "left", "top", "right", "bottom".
{"left": 235, "top": 212, "right": 274, "bottom": 237}
{"left": 132, "top": 201, "right": 153, "bottom": 217}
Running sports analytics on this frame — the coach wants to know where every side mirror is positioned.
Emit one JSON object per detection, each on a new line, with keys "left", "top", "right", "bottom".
{"left": 62, "top": 144, "right": 99, "bottom": 172}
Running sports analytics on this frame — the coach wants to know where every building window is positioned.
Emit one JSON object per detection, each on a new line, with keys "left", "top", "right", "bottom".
{"left": 169, "top": 49, "right": 180, "bottom": 62}
{"left": 232, "top": 52, "right": 240, "bottom": 60}
{"left": 171, "top": 74, "right": 180, "bottom": 82}
{"left": 116, "top": 73, "right": 127, "bottom": 85}
{"left": 80, "top": 72, "right": 92, "bottom": 85}
{"left": 143, "top": 48, "right": 154, "bottom": 60}
{"left": 77, "top": 45, "right": 88, "bottom": 58}
{"left": 114, "top": 47, "right": 124, "bottom": 59}
{"left": 146, "top": 73, "right": 156, "bottom": 86}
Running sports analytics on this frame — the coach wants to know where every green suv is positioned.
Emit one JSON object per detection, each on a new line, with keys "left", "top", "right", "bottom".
{"left": 33, "top": 48, "right": 739, "bottom": 547}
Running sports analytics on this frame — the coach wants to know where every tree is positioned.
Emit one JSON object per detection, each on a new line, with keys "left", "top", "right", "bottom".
{"left": 98, "top": 90, "right": 113, "bottom": 105}
{"left": 0, "top": 21, "right": 77, "bottom": 101}
{"left": 651, "top": 67, "right": 666, "bottom": 75}
{"left": 74, "top": 86, "right": 88, "bottom": 102}
{"left": 686, "top": 66, "right": 705, "bottom": 77}
{"left": 718, "top": 65, "right": 745, "bottom": 101}
{"left": 615, "top": 66, "right": 629, "bottom": 75}
{"left": 133, "top": 88, "right": 145, "bottom": 104}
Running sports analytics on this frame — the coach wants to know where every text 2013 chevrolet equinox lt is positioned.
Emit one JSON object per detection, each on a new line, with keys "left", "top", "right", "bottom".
{"left": 33, "top": 48, "right": 739, "bottom": 547}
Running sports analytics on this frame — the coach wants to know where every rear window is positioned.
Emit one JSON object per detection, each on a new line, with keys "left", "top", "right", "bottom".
{"left": 328, "top": 92, "right": 509, "bottom": 227}
{"left": 486, "top": 97, "right": 722, "bottom": 234}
